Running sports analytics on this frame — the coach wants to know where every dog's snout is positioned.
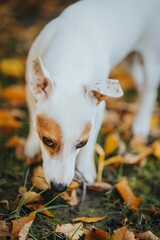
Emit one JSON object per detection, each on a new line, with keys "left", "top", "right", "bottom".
{"left": 50, "top": 181, "right": 67, "bottom": 192}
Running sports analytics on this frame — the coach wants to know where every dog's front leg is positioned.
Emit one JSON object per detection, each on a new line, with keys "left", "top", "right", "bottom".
{"left": 76, "top": 102, "right": 105, "bottom": 183}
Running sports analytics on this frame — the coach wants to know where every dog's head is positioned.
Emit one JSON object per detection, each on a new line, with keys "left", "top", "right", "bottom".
{"left": 29, "top": 57, "right": 123, "bottom": 192}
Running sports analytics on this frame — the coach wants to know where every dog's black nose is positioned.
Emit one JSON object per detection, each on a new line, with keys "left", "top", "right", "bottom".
{"left": 50, "top": 181, "right": 67, "bottom": 192}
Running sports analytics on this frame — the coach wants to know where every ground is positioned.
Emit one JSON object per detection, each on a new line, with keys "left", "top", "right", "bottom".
{"left": 0, "top": 1, "right": 160, "bottom": 239}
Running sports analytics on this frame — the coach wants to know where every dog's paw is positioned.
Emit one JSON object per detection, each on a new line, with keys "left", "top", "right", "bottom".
{"left": 24, "top": 138, "right": 40, "bottom": 158}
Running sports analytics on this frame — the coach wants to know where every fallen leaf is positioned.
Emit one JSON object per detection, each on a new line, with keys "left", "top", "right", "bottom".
{"left": 1, "top": 84, "right": 26, "bottom": 105}
{"left": 12, "top": 212, "right": 36, "bottom": 235}
{"left": 26, "top": 204, "right": 55, "bottom": 217}
{"left": 135, "top": 230, "right": 160, "bottom": 240}
{"left": 104, "top": 133, "right": 120, "bottom": 155}
{"left": 62, "top": 189, "right": 79, "bottom": 206}
{"left": 19, "top": 191, "right": 42, "bottom": 205}
{"left": 0, "top": 220, "right": 11, "bottom": 237}
{"left": 55, "top": 223, "right": 83, "bottom": 240}
{"left": 0, "top": 58, "right": 24, "bottom": 77}
{"left": 18, "top": 219, "right": 34, "bottom": 240}
{"left": 31, "top": 166, "right": 49, "bottom": 190}
{"left": 115, "top": 177, "right": 142, "bottom": 210}
{"left": 5, "top": 135, "right": 25, "bottom": 159}
{"left": 111, "top": 226, "right": 136, "bottom": 240}
{"left": 84, "top": 226, "right": 110, "bottom": 240}
{"left": 87, "top": 182, "right": 112, "bottom": 192}
{"left": 152, "top": 140, "right": 160, "bottom": 159}
{"left": 72, "top": 216, "right": 106, "bottom": 223}
{"left": 0, "top": 109, "right": 22, "bottom": 133}
{"left": 68, "top": 181, "right": 80, "bottom": 189}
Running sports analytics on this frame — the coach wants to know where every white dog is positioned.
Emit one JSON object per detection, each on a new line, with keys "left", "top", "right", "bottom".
{"left": 25, "top": 0, "right": 160, "bottom": 192}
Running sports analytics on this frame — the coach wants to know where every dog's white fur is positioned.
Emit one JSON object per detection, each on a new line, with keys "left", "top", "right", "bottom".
{"left": 25, "top": 0, "right": 160, "bottom": 188}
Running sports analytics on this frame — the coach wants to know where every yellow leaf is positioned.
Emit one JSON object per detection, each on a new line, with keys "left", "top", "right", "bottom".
{"left": 152, "top": 140, "right": 160, "bottom": 159}
{"left": 0, "top": 58, "right": 24, "bottom": 77}
{"left": 68, "top": 181, "right": 80, "bottom": 189}
{"left": 111, "top": 226, "right": 136, "bottom": 240}
{"left": 12, "top": 212, "right": 36, "bottom": 236}
{"left": 115, "top": 177, "right": 142, "bottom": 210}
{"left": 31, "top": 166, "right": 49, "bottom": 190}
{"left": 72, "top": 216, "right": 106, "bottom": 223}
{"left": 104, "top": 133, "right": 119, "bottom": 155}
{"left": 55, "top": 223, "right": 83, "bottom": 240}
{"left": 21, "top": 191, "right": 42, "bottom": 204}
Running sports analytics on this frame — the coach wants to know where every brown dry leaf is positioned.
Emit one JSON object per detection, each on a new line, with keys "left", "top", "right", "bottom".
{"left": 55, "top": 223, "right": 83, "bottom": 240}
{"left": 152, "top": 140, "right": 160, "bottom": 159}
{"left": 6, "top": 136, "right": 24, "bottom": 148}
{"left": 12, "top": 212, "right": 36, "bottom": 235}
{"left": 111, "top": 226, "right": 136, "bottom": 240}
{"left": 0, "top": 220, "right": 11, "bottom": 237}
{"left": 135, "top": 230, "right": 160, "bottom": 240}
{"left": 84, "top": 226, "right": 110, "bottom": 240}
{"left": 0, "top": 109, "right": 22, "bottom": 133}
{"left": 0, "top": 58, "right": 24, "bottom": 77}
{"left": 62, "top": 189, "right": 79, "bottom": 206}
{"left": 72, "top": 216, "right": 106, "bottom": 223}
{"left": 104, "top": 133, "right": 120, "bottom": 155}
{"left": 1, "top": 84, "right": 26, "bottom": 105}
{"left": 31, "top": 166, "right": 49, "bottom": 190}
{"left": 87, "top": 182, "right": 112, "bottom": 192}
{"left": 26, "top": 204, "right": 55, "bottom": 217}
{"left": 21, "top": 191, "right": 42, "bottom": 204}
{"left": 115, "top": 177, "right": 142, "bottom": 210}
{"left": 18, "top": 219, "right": 34, "bottom": 240}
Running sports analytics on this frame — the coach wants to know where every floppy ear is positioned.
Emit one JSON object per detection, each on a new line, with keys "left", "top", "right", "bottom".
{"left": 29, "top": 56, "right": 53, "bottom": 101}
{"left": 85, "top": 79, "right": 123, "bottom": 104}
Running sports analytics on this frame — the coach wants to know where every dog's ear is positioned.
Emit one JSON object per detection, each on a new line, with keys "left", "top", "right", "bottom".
{"left": 85, "top": 79, "right": 123, "bottom": 104}
{"left": 29, "top": 56, "right": 53, "bottom": 101}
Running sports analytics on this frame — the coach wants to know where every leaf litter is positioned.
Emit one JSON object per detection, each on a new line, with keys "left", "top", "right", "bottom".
{"left": 1, "top": 1, "right": 160, "bottom": 239}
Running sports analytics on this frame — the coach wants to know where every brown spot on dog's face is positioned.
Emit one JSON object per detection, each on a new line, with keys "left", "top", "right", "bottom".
{"left": 36, "top": 114, "right": 62, "bottom": 156}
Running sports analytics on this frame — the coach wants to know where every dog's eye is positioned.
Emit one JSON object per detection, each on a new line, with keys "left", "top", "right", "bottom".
{"left": 43, "top": 136, "right": 56, "bottom": 148}
{"left": 76, "top": 140, "right": 88, "bottom": 149}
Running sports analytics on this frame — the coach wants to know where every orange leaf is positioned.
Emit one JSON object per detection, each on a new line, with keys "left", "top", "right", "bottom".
{"left": 12, "top": 212, "right": 36, "bottom": 235}
{"left": 1, "top": 84, "right": 26, "bottom": 104}
{"left": 21, "top": 191, "right": 42, "bottom": 204}
{"left": 26, "top": 204, "right": 55, "bottom": 217}
{"left": 115, "top": 177, "right": 142, "bottom": 210}
{"left": 0, "top": 109, "right": 22, "bottom": 133}
{"left": 31, "top": 166, "right": 49, "bottom": 190}
{"left": 111, "top": 226, "right": 136, "bottom": 240}
{"left": 68, "top": 181, "right": 80, "bottom": 189}
{"left": 84, "top": 226, "right": 110, "bottom": 240}
{"left": 72, "top": 216, "right": 106, "bottom": 223}
{"left": 104, "top": 133, "right": 120, "bottom": 155}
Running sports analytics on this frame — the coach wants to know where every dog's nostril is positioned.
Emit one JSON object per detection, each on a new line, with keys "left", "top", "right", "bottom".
{"left": 50, "top": 181, "right": 67, "bottom": 192}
